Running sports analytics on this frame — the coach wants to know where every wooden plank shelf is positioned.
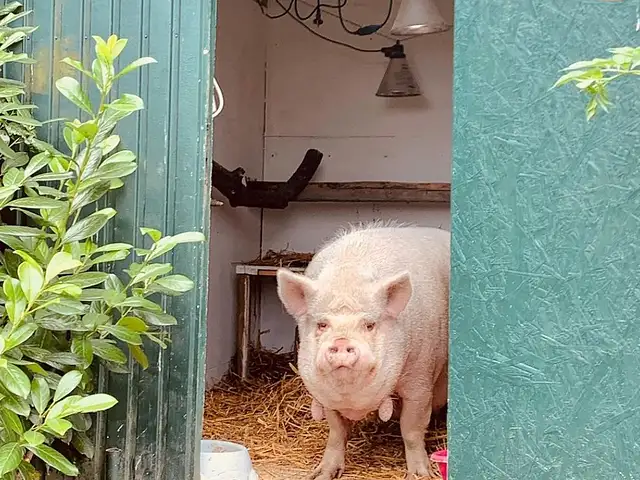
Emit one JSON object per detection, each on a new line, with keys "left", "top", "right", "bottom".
{"left": 247, "top": 181, "right": 451, "bottom": 204}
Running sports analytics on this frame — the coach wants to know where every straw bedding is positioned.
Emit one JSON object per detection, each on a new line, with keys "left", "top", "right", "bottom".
{"left": 203, "top": 348, "right": 447, "bottom": 480}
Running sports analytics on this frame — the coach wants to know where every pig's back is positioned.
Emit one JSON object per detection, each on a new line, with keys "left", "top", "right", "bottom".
{"left": 305, "top": 224, "right": 450, "bottom": 285}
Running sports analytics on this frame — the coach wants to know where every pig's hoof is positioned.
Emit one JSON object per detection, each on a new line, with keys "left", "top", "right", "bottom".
{"left": 405, "top": 451, "right": 432, "bottom": 478}
{"left": 308, "top": 461, "right": 345, "bottom": 480}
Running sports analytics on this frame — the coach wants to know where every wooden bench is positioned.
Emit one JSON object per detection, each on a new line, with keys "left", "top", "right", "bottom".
{"left": 234, "top": 263, "right": 306, "bottom": 380}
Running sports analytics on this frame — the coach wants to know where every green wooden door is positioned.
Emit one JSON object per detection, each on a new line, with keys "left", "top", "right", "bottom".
{"left": 20, "top": 1, "right": 215, "bottom": 478}
{"left": 450, "top": 1, "right": 640, "bottom": 479}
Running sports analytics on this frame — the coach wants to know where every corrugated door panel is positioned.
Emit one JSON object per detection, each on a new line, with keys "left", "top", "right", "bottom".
{"left": 15, "top": 1, "right": 215, "bottom": 479}
{"left": 449, "top": 1, "right": 640, "bottom": 479}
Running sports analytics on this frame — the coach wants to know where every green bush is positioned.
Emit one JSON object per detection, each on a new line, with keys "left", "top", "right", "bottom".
{"left": 0, "top": 3, "right": 204, "bottom": 477}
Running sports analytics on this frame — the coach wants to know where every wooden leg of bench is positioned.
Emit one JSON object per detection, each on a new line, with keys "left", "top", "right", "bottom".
{"left": 236, "top": 274, "right": 251, "bottom": 380}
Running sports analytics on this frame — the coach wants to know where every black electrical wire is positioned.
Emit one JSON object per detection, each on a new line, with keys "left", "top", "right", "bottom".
{"left": 294, "top": 0, "right": 347, "bottom": 21}
{"left": 337, "top": 0, "right": 394, "bottom": 36}
{"left": 259, "top": 0, "right": 294, "bottom": 19}
{"left": 261, "top": 0, "right": 385, "bottom": 54}
{"left": 276, "top": 0, "right": 383, "bottom": 52}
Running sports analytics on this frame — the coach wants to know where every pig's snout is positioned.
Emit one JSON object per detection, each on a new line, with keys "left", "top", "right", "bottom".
{"left": 324, "top": 338, "right": 360, "bottom": 368}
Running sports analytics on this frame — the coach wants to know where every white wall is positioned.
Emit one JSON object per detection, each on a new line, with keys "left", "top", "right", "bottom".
{"left": 206, "top": 0, "right": 266, "bottom": 385}
{"left": 208, "top": 0, "right": 454, "bottom": 376}
{"left": 259, "top": 0, "right": 454, "bottom": 349}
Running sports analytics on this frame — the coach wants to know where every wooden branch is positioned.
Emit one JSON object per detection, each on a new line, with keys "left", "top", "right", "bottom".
{"left": 245, "top": 181, "right": 451, "bottom": 204}
{"left": 211, "top": 149, "right": 323, "bottom": 208}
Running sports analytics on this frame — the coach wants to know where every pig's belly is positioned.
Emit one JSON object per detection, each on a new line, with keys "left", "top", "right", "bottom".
{"left": 337, "top": 408, "right": 370, "bottom": 421}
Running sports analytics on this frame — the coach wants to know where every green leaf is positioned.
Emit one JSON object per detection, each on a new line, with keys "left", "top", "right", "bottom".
{"left": 91, "top": 339, "right": 127, "bottom": 364}
{"left": 102, "top": 150, "right": 136, "bottom": 165}
{"left": 107, "top": 93, "right": 144, "bottom": 112}
{"left": 2, "top": 395, "right": 30, "bottom": 417}
{"left": 22, "top": 431, "right": 46, "bottom": 447}
{"left": 117, "top": 316, "right": 148, "bottom": 332}
{"left": 81, "top": 312, "right": 110, "bottom": 329}
{"left": 45, "top": 283, "right": 82, "bottom": 297}
{"left": 0, "top": 442, "right": 23, "bottom": 476}
{"left": 72, "top": 431, "right": 95, "bottom": 459}
{"left": 116, "top": 56, "right": 157, "bottom": 78}
{"left": 2, "top": 167, "right": 24, "bottom": 187}
{"left": 62, "top": 208, "right": 116, "bottom": 244}
{"left": 152, "top": 274, "right": 194, "bottom": 294}
{"left": 129, "top": 344, "right": 149, "bottom": 370}
{"left": 74, "top": 393, "right": 117, "bottom": 413}
{"left": 103, "top": 325, "right": 142, "bottom": 345}
{"left": 140, "top": 227, "right": 162, "bottom": 242}
{"left": 0, "top": 337, "right": 4, "bottom": 355}
{"left": 92, "top": 161, "right": 137, "bottom": 180}
{"left": 17, "top": 262, "right": 44, "bottom": 304}
{"left": 94, "top": 242, "right": 133, "bottom": 254}
{"left": 171, "top": 231, "right": 206, "bottom": 244}
{"left": 73, "top": 120, "right": 98, "bottom": 141}
{"left": 7, "top": 196, "right": 64, "bottom": 210}
{"left": 116, "top": 296, "right": 162, "bottom": 312}
{"left": 2, "top": 278, "right": 24, "bottom": 301}
{"left": 45, "top": 252, "right": 82, "bottom": 284}
{"left": 24, "top": 152, "right": 51, "bottom": 177}
{"left": 131, "top": 263, "right": 172, "bottom": 284}
{"left": 13, "top": 251, "right": 41, "bottom": 270}
{"left": 54, "top": 370, "right": 83, "bottom": 403}
{"left": 60, "top": 57, "right": 94, "bottom": 78}
{"left": 47, "top": 353, "right": 82, "bottom": 366}
{"left": 88, "top": 249, "right": 130, "bottom": 266}
{"left": 55, "top": 76, "right": 93, "bottom": 116}
{"left": 0, "top": 364, "right": 30, "bottom": 398}
{"left": 136, "top": 310, "right": 177, "bottom": 326}
{"left": 41, "top": 418, "right": 73, "bottom": 437}
{"left": 79, "top": 288, "right": 111, "bottom": 301}
{"left": 5, "top": 323, "right": 37, "bottom": 350}
{"left": 65, "top": 272, "right": 110, "bottom": 288}
{"left": 0, "top": 185, "right": 18, "bottom": 203}
{"left": 0, "top": 408, "right": 23, "bottom": 435}
{"left": 0, "top": 225, "right": 45, "bottom": 238}
{"left": 32, "top": 171, "right": 74, "bottom": 182}
{"left": 68, "top": 412, "right": 92, "bottom": 432}
{"left": 0, "top": 114, "right": 41, "bottom": 127}
{"left": 27, "top": 444, "right": 79, "bottom": 476}
{"left": 99, "top": 135, "right": 120, "bottom": 155}
{"left": 30, "top": 377, "right": 50, "bottom": 415}
{"left": 46, "top": 396, "right": 82, "bottom": 420}
{"left": 71, "top": 338, "right": 93, "bottom": 369}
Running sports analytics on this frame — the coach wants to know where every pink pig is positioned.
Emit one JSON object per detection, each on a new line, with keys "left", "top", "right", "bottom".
{"left": 277, "top": 223, "right": 450, "bottom": 479}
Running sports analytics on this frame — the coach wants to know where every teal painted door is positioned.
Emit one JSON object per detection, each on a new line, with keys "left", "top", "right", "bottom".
{"left": 19, "top": 1, "right": 215, "bottom": 478}
{"left": 450, "top": 1, "right": 640, "bottom": 479}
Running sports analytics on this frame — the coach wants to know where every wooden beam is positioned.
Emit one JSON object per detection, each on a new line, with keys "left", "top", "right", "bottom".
{"left": 245, "top": 181, "right": 451, "bottom": 204}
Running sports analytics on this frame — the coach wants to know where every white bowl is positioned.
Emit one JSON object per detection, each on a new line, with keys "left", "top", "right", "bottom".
{"left": 200, "top": 440, "right": 259, "bottom": 480}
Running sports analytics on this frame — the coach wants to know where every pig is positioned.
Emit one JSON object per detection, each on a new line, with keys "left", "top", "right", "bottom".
{"left": 311, "top": 396, "right": 394, "bottom": 422}
{"left": 276, "top": 222, "right": 450, "bottom": 480}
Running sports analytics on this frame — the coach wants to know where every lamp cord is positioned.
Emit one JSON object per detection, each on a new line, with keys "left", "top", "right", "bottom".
{"left": 337, "top": 0, "right": 394, "bottom": 36}
{"left": 258, "top": 0, "right": 389, "bottom": 54}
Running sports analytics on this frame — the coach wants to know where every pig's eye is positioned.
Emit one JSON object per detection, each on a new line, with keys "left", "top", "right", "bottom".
{"left": 365, "top": 322, "right": 376, "bottom": 331}
{"left": 317, "top": 322, "right": 328, "bottom": 332}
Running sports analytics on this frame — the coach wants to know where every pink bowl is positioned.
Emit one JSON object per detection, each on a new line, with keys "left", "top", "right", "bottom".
{"left": 430, "top": 449, "right": 448, "bottom": 479}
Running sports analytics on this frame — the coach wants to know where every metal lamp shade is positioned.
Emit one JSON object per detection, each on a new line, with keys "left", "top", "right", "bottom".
{"left": 390, "top": 0, "right": 452, "bottom": 36}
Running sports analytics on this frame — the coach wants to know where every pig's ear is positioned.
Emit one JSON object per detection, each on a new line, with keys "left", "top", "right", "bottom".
{"left": 276, "top": 269, "right": 317, "bottom": 317}
{"left": 377, "top": 271, "right": 412, "bottom": 318}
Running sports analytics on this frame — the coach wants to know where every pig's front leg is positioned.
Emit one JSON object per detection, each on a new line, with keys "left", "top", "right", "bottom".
{"left": 399, "top": 397, "right": 433, "bottom": 478}
{"left": 310, "top": 409, "right": 349, "bottom": 480}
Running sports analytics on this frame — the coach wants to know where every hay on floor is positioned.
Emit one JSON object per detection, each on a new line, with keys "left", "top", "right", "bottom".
{"left": 247, "top": 249, "right": 314, "bottom": 268}
{"left": 203, "top": 349, "right": 447, "bottom": 479}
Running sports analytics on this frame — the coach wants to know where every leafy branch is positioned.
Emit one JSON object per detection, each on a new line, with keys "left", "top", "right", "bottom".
{"left": 554, "top": 46, "right": 640, "bottom": 119}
